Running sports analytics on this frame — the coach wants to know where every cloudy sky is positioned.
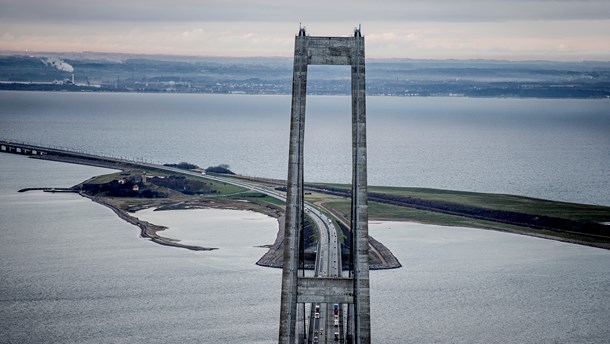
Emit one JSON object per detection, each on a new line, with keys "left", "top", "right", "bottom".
{"left": 1, "top": 0, "right": 609, "bottom": 60}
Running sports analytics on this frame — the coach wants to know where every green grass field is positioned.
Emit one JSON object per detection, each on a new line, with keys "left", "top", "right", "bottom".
{"left": 314, "top": 183, "right": 610, "bottom": 223}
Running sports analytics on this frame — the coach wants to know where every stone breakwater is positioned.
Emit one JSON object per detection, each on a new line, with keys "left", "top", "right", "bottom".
{"left": 82, "top": 194, "right": 218, "bottom": 251}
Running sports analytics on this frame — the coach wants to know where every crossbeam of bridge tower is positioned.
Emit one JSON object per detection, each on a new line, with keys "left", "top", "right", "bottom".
{"left": 279, "top": 27, "right": 370, "bottom": 344}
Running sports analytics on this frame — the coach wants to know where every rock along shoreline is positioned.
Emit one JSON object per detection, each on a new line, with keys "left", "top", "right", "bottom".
{"left": 80, "top": 193, "right": 219, "bottom": 251}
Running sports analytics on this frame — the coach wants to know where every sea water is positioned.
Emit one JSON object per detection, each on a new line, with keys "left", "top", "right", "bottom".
{"left": 1, "top": 154, "right": 609, "bottom": 343}
{"left": 0, "top": 154, "right": 281, "bottom": 343}
{"left": 1, "top": 91, "right": 609, "bottom": 205}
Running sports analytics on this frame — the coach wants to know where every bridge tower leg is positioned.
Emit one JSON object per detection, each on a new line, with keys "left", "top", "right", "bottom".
{"left": 279, "top": 26, "right": 308, "bottom": 344}
{"left": 350, "top": 28, "right": 370, "bottom": 344}
{"left": 279, "top": 27, "right": 370, "bottom": 344}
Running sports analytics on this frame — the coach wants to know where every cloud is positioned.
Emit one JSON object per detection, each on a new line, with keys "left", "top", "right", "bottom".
{"left": 0, "top": 1, "right": 608, "bottom": 60}
{"left": 2, "top": 0, "right": 610, "bottom": 23}
{"left": 180, "top": 27, "right": 206, "bottom": 38}
{"left": 368, "top": 32, "right": 420, "bottom": 43}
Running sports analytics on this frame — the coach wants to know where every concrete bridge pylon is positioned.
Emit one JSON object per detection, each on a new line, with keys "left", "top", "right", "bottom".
{"left": 278, "top": 27, "right": 370, "bottom": 344}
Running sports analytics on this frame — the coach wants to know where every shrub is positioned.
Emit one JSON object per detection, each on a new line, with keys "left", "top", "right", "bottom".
{"left": 205, "top": 164, "right": 235, "bottom": 175}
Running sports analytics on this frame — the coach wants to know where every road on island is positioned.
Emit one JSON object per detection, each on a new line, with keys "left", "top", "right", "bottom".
{"left": 185, "top": 171, "right": 344, "bottom": 343}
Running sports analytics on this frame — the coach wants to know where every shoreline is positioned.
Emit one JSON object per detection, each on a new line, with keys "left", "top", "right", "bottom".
{"left": 68, "top": 188, "right": 610, "bottom": 266}
{"left": 18, "top": 175, "right": 610, "bottom": 271}
{"left": 80, "top": 193, "right": 218, "bottom": 252}
{"left": 79, "top": 192, "right": 402, "bottom": 270}
{"left": 9, "top": 151, "right": 608, "bottom": 262}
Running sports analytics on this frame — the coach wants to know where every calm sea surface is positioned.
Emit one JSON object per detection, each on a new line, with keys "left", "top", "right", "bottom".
{"left": 1, "top": 153, "right": 609, "bottom": 343}
{"left": 1, "top": 91, "right": 609, "bottom": 205}
{"left": 0, "top": 154, "right": 282, "bottom": 343}
{"left": 1, "top": 92, "right": 610, "bottom": 343}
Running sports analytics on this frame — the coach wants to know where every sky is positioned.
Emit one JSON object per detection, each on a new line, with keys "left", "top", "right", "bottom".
{"left": 1, "top": 0, "right": 609, "bottom": 61}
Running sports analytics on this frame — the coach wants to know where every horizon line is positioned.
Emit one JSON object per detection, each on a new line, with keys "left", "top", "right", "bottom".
{"left": 1, "top": 49, "right": 610, "bottom": 64}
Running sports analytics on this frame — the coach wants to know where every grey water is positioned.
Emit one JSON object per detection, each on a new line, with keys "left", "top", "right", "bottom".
{"left": 1, "top": 153, "right": 610, "bottom": 343}
{"left": 369, "top": 222, "right": 610, "bottom": 344}
{"left": 1, "top": 91, "right": 610, "bottom": 342}
{"left": 1, "top": 91, "right": 609, "bottom": 206}
{"left": 0, "top": 154, "right": 282, "bottom": 343}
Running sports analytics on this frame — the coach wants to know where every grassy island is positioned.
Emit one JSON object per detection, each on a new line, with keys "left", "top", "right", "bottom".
{"left": 77, "top": 168, "right": 286, "bottom": 252}
{"left": 71, "top": 164, "right": 610, "bottom": 272}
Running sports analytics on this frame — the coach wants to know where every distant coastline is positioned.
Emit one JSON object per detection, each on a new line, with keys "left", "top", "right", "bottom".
{"left": 2, "top": 81, "right": 609, "bottom": 99}
{"left": 2, "top": 53, "right": 609, "bottom": 98}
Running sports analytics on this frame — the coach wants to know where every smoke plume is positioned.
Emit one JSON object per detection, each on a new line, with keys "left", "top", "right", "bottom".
{"left": 41, "top": 57, "right": 74, "bottom": 73}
